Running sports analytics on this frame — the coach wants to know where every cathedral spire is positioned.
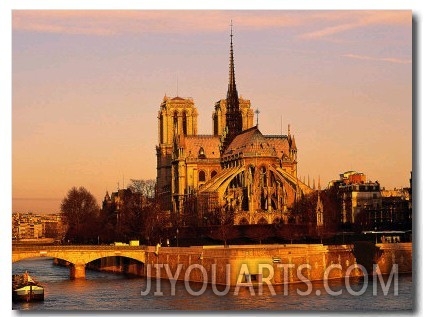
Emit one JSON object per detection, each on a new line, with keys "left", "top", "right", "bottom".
{"left": 223, "top": 21, "right": 242, "bottom": 150}
{"left": 227, "top": 21, "right": 238, "bottom": 103}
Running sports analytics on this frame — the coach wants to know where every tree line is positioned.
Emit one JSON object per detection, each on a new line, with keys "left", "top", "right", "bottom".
{"left": 60, "top": 179, "right": 166, "bottom": 245}
{"left": 60, "top": 179, "right": 359, "bottom": 245}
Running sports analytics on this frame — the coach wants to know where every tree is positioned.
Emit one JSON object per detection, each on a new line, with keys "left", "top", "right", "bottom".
{"left": 244, "top": 224, "right": 274, "bottom": 244}
{"left": 60, "top": 186, "right": 100, "bottom": 243}
{"left": 118, "top": 190, "right": 144, "bottom": 241}
{"left": 128, "top": 179, "right": 156, "bottom": 200}
{"left": 207, "top": 205, "right": 238, "bottom": 247}
{"left": 139, "top": 201, "right": 170, "bottom": 245}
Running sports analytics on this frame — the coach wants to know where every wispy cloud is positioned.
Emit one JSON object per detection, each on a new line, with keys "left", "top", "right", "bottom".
{"left": 12, "top": 10, "right": 300, "bottom": 36}
{"left": 12, "top": 10, "right": 411, "bottom": 42}
{"left": 342, "top": 53, "right": 411, "bottom": 64}
{"left": 300, "top": 10, "right": 411, "bottom": 40}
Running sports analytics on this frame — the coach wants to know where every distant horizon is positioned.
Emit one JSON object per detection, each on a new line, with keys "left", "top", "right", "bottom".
{"left": 12, "top": 10, "right": 412, "bottom": 214}
{"left": 12, "top": 178, "right": 413, "bottom": 216}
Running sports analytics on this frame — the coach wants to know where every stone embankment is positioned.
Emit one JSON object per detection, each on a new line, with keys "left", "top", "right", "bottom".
{"left": 87, "top": 243, "right": 411, "bottom": 285}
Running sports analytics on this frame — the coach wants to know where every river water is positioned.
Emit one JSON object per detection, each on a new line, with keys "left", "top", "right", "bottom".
{"left": 12, "top": 257, "right": 413, "bottom": 311}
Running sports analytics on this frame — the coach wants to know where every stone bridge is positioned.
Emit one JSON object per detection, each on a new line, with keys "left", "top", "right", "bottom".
{"left": 12, "top": 245, "right": 148, "bottom": 279}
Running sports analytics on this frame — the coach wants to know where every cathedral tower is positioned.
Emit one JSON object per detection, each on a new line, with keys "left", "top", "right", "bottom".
{"left": 212, "top": 24, "right": 253, "bottom": 148}
{"left": 156, "top": 95, "right": 198, "bottom": 211}
{"left": 223, "top": 23, "right": 243, "bottom": 150}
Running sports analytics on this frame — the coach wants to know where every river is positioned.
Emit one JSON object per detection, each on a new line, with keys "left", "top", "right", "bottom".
{"left": 12, "top": 257, "right": 413, "bottom": 311}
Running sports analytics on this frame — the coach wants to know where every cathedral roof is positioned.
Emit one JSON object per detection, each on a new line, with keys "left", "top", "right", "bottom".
{"left": 184, "top": 135, "right": 221, "bottom": 159}
{"left": 171, "top": 96, "right": 185, "bottom": 101}
{"left": 265, "top": 135, "right": 291, "bottom": 157}
{"left": 224, "top": 126, "right": 278, "bottom": 157}
{"left": 223, "top": 126, "right": 292, "bottom": 159}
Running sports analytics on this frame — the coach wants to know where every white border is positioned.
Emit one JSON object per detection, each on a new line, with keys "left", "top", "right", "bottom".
{"left": 3, "top": 1, "right": 420, "bottom": 316}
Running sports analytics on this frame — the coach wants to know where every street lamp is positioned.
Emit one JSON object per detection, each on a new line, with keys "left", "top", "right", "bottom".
{"left": 176, "top": 228, "right": 179, "bottom": 247}
{"left": 375, "top": 226, "right": 377, "bottom": 244}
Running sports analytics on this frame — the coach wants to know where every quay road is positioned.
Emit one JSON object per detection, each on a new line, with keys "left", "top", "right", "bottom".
{"left": 12, "top": 244, "right": 148, "bottom": 279}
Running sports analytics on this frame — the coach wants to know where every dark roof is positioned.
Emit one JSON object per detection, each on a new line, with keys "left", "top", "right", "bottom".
{"left": 171, "top": 96, "right": 185, "bottom": 101}
{"left": 184, "top": 135, "right": 221, "bottom": 159}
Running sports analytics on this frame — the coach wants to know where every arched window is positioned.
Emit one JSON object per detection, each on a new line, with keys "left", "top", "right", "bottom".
{"left": 272, "top": 217, "right": 282, "bottom": 225}
{"left": 182, "top": 110, "right": 188, "bottom": 135}
{"left": 260, "top": 166, "right": 267, "bottom": 187}
{"left": 213, "top": 113, "right": 219, "bottom": 135}
{"left": 239, "top": 218, "right": 249, "bottom": 225}
{"left": 211, "top": 170, "right": 217, "bottom": 178}
{"left": 173, "top": 111, "right": 178, "bottom": 133}
{"left": 198, "top": 147, "right": 206, "bottom": 159}
{"left": 159, "top": 113, "right": 164, "bottom": 143}
{"left": 257, "top": 217, "right": 268, "bottom": 225}
{"left": 199, "top": 170, "right": 206, "bottom": 182}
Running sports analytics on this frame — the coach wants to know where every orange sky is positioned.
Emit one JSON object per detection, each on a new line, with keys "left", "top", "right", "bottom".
{"left": 9, "top": 9, "right": 412, "bottom": 214}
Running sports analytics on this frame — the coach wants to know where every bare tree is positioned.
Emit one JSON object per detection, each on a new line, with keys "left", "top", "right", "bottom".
{"left": 244, "top": 225, "right": 274, "bottom": 244}
{"left": 128, "top": 179, "right": 156, "bottom": 199}
{"left": 60, "top": 186, "right": 100, "bottom": 243}
{"left": 208, "top": 206, "right": 237, "bottom": 247}
{"left": 140, "top": 202, "right": 170, "bottom": 245}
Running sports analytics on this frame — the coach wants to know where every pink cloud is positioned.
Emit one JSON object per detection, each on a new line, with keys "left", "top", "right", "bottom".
{"left": 300, "top": 10, "right": 411, "bottom": 40}
{"left": 10, "top": 10, "right": 345, "bottom": 36}
{"left": 13, "top": 10, "right": 411, "bottom": 38}
{"left": 342, "top": 53, "right": 411, "bottom": 64}
{"left": 12, "top": 10, "right": 272, "bottom": 36}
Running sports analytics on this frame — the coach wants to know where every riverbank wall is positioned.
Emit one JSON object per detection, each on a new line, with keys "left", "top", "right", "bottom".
{"left": 375, "top": 242, "right": 412, "bottom": 274}
{"left": 86, "top": 242, "right": 411, "bottom": 285}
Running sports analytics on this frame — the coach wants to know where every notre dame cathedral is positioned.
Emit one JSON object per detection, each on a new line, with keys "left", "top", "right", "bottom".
{"left": 155, "top": 28, "right": 313, "bottom": 227}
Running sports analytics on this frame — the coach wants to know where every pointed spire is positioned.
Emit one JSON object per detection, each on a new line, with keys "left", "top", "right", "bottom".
{"left": 227, "top": 21, "right": 238, "bottom": 102}
{"left": 288, "top": 124, "right": 293, "bottom": 148}
{"left": 291, "top": 135, "right": 297, "bottom": 150}
{"left": 255, "top": 108, "right": 260, "bottom": 127}
{"left": 224, "top": 20, "right": 242, "bottom": 149}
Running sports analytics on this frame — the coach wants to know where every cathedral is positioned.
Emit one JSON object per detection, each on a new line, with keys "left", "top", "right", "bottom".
{"left": 155, "top": 28, "right": 313, "bottom": 227}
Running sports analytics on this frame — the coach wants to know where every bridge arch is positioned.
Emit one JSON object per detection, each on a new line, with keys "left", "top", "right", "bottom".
{"left": 12, "top": 246, "right": 146, "bottom": 279}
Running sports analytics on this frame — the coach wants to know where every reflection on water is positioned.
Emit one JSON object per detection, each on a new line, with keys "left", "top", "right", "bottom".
{"left": 12, "top": 257, "right": 413, "bottom": 311}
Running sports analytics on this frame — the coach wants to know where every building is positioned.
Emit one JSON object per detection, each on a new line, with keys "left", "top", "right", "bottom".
{"left": 155, "top": 27, "right": 313, "bottom": 227}
{"left": 340, "top": 181, "right": 382, "bottom": 225}
{"left": 328, "top": 171, "right": 412, "bottom": 231}
{"left": 379, "top": 187, "right": 411, "bottom": 230}
{"left": 329, "top": 171, "right": 382, "bottom": 225}
{"left": 12, "top": 212, "right": 65, "bottom": 241}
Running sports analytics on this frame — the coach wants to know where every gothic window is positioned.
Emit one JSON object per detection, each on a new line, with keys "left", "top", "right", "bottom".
{"left": 173, "top": 111, "right": 178, "bottom": 133}
{"left": 239, "top": 217, "right": 249, "bottom": 225}
{"left": 182, "top": 110, "right": 188, "bottom": 135}
{"left": 317, "top": 213, "right": 322, "bottom": 225}
{"left": 272, "top": 217, "right": 282, "bottom": 225}
{"left": 159, "top": 113, "right": 164, "bottom": 143}
{"left": 199, "top": 170, "right": 206, "bottom": 182}
{"left": 198, "top": 147, "right": 206, "bottom": 159}
{"left": 260, "top": 166, "right": 267, "bottom": 187}
{"left": 213, "top": 113, "right": 219, "bottom": 135}
{"left": 257, "top": 217, "right": 268, "bottom": 225}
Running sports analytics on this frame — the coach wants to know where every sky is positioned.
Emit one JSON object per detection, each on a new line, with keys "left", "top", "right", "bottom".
{"left": 9, "top": 8, "right": 412, "bottom": 214}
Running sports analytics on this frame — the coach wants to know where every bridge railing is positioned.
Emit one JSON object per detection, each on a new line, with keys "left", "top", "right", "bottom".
{"left": 12, "top": 245, "right": 148, "bottom": 252}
